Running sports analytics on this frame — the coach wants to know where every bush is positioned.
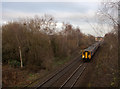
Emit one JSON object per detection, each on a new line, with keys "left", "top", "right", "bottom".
{"left": 8, "top": 60, "right": 21, "bottom": 68}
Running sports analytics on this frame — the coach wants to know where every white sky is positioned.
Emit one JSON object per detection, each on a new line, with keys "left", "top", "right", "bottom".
{"left": 2, "top": 0, "right": 101, "bottom": 2}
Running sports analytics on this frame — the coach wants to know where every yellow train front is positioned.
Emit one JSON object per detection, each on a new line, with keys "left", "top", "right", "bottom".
{"left": 81, "top": 42, "right": 100, "bottom": 61}
{"left": 81, "top": 51, "right": 92, "bottom": 61}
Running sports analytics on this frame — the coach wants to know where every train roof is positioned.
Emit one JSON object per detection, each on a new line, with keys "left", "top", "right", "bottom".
{"left": 84, "top": 42, "right": 100, "bottom": 51}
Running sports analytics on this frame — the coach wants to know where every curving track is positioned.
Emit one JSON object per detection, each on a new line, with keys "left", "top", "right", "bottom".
{"left": 33, "top": 57, "right": 87, "bottom": 89}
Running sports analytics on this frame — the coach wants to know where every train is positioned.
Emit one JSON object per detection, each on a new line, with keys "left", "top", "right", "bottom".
{"left": 81, "top": 41, "right": 100, "bottom": 61}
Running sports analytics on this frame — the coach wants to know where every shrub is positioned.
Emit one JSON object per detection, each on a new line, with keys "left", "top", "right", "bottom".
{"left": 8, "top": 60, "right": 20, "bottom": 68}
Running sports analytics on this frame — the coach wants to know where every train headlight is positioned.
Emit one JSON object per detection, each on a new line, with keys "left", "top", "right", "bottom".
{"left": 82, "top": 55, "right": 84, "bottom": 58}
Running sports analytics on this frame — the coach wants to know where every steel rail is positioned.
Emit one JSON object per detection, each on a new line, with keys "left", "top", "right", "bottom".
{"left": 47, "top": 60, "right": 82, "bottom": 88}
{"left": 70, "top": 66, "right": 86, "bottom": 88}
{"left": 59, "top": 63, "right": 83, "bottom": 89}
{"left": 35, "top": 56, "right": 80, "bottom": 89}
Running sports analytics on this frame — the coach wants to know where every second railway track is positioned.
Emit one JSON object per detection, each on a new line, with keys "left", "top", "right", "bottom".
{"left": 34, "top": 57, "right": 80, "bottom": 88}
{"left": 59, "top": 63, "right": 86, "bottom": 89}
{"left": 35, "top": 59, "right": 86, "bottom": 89}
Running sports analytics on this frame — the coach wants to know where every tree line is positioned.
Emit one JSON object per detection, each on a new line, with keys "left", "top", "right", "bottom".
{"left": 2, "top": 15, "right": 95, "bottom": 72}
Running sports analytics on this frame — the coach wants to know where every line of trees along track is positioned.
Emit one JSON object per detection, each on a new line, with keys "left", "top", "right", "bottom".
{"left": 2, "top": 15, "right": 95, "bottom": 72}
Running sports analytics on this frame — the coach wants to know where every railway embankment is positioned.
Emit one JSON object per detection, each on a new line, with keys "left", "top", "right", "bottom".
{"left": 80, "top": 33, "right": 118, "bottom": 87}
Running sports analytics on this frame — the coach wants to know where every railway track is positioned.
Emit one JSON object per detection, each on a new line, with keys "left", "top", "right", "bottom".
{"left": 34, "top": 57, "right": 80, "bottom": 88}
{"left": 59, "top": 64, "right": 86, "bottom": 89}
{"left": 33, "top": 59, "right": 86, "bottom": 89}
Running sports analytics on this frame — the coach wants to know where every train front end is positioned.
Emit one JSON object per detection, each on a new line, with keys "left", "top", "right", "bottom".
{"left": 81, "top": 50, "right": 92, "bottom": 61}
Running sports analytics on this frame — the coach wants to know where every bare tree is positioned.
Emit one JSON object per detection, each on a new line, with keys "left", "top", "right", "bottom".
{"left": 84, "top": 1, "right": 118, "bottom": 37}
{"left": 96, "top": 0, "right": 118, "bottom": 35}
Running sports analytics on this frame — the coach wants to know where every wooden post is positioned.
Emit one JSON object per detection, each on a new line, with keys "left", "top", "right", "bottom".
{"left": 19, "top": 46, "right": 23, "bottom": 68}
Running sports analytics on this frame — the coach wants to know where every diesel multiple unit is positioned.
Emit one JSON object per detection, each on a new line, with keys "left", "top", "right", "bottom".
{"left": 81, "top": 42, "right": 100, "bottom": 61}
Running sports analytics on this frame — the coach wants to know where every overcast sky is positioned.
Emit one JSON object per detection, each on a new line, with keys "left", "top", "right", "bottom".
{"left": 2, "top": 0, "right": 111, "bottom": 37}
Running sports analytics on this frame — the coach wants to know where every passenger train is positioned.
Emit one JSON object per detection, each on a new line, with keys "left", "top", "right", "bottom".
{"left": 81, "top": 42, "right": 100, "bottom": 61}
